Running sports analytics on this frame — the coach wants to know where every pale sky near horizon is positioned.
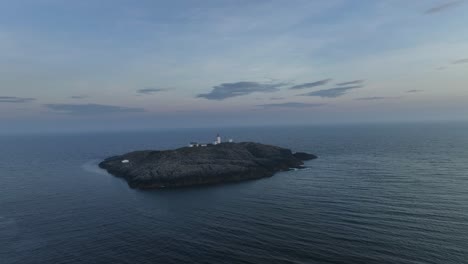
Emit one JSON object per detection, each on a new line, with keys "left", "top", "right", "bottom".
{"left": 1, "top": 0, "right": 468, "bottom": 132}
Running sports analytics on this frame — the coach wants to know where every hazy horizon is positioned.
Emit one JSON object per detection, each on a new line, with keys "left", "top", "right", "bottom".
{"left": 3, "top": 119, "right": 468, "bottom": 136}
{"left": 1, "top": 0, "right": 468, "bottom": 133}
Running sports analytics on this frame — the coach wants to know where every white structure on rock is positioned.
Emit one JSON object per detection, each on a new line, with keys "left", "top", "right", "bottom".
{"left": 189, "top": 134, "right": 231, "bottom": 147}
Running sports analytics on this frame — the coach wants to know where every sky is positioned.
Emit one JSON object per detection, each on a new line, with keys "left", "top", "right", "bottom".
{"left": 1, "top": 0, "right": 467, "bottom": 132}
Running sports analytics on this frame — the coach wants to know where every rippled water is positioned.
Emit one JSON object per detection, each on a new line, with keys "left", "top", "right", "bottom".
{"left": 1, "top": 123, "right": 468, "bottom": 264}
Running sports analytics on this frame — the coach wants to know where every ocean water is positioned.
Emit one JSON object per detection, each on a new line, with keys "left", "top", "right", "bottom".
{"left": 1, "top": 123, "right": 468, "bottom": 264}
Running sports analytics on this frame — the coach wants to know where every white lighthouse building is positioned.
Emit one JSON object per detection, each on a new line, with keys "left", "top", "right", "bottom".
{"left": 189, "top": 133, "right": 230, "bottom": 147}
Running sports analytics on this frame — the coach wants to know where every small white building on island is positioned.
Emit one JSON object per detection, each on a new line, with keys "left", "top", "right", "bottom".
{"left": 188, "top": 134, "right": 233, "bottom": 147}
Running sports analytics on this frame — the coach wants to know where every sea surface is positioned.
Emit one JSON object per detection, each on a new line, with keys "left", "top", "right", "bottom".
{"left": 1, "top": 123, "right": 468, "bottom": 264}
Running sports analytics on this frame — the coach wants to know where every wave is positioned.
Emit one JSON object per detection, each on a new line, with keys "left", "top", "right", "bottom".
{"left": 81, "top": 159, "right": 110, "bottom": 176}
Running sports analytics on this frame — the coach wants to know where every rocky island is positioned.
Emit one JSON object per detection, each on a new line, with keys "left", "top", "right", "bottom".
{"left": 99, "top": 142, "right": 317, "bottom": 189}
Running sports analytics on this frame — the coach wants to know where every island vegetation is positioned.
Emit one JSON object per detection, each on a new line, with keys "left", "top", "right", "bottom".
{"left": 99, "top": 142, "right": 317, "bottom": 189}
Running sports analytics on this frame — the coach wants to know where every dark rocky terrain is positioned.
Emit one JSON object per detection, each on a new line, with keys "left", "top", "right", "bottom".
{"left": 99, "top": 142, "right": 317, "bottom": 189}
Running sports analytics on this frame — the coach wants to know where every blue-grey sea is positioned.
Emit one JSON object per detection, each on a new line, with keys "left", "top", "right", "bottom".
{"left": 1, "top": 123, "right": 468, "bottom": 264}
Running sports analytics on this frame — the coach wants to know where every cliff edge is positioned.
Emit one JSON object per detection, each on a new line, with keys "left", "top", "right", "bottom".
{"left": 99, "top": 142, "right": 317, "bottom": 189}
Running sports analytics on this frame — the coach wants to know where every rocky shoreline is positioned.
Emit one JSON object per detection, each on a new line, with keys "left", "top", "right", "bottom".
{"left": 99, "top": 142, "right": 317, "bottom": 189}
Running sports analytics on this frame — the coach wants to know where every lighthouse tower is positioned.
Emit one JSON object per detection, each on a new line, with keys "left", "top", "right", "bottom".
{"left": 216, "top": 134, "right": 221, "bottom": 144}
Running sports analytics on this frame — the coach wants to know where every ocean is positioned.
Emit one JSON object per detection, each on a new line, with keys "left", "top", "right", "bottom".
{"left": 1, "top": 123, "right": 468, "bottom": 264}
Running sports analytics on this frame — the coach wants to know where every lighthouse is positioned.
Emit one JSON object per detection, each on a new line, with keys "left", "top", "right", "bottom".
{"left": 216, "top": 133, "right": 221, "bottom": 144}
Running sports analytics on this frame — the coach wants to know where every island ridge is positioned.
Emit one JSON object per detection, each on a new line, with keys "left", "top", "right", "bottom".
{"left": 99, "top": 141, "right": 317, "bottom": 189}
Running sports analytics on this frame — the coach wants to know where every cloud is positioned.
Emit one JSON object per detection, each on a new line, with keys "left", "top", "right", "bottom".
{"left": 44, "top": 104, "right": 145, "bottom": 115}
{"left": 137, "top": 88, "right": 170, "bottom": 95}
{"left": 0, "top": 96, "right": 35, "bottom": 103}
{"left": 197, "top": 81, "right": 285, "bottom": 100}
{"left": 336, "top": 80, "right": 364, "bottom": 86}
{"left": 289, "top": 79, "right": 332, "bottom": 90}
{"left": 300, "top": 85, "right": 362, "bottom": 98}
{"left": 354, "top": 96, "right": 402, "bottom": 101}
{"left": 257, "top": 102, "right": 325, "bottom": 108}
{"left": 407, "top": 89, "right": 424, "bottom": 93}
{"left": 70, "top": 95, "right": 88, "bottom": 99}
{"left": 452, "top": 58, "right": 468, "bottom": 64}
{"left": 424, "top": 1, "right": 463, "bottom": 14}
{"left": 269, "top": 97, "right": 285, "bottom": 100}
